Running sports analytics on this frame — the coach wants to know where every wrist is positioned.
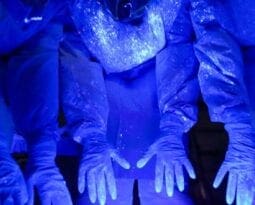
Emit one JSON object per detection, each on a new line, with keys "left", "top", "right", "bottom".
{"left": 73, "top": 123, "right": 106, "bottom": 143}
{"left": 74, "top": 128, "right": 107, "bottom": 146}
{"left": 160, "top": 112, "right": 196, "bottom": 133}
{"left": 78, "top": 132, "right": 111, "bottom": 155}
{"left": 27, "top": 139, "right": 57, "bottom": 168}
{"left": 225, "top": 123, "right": 255, "bottom": 148}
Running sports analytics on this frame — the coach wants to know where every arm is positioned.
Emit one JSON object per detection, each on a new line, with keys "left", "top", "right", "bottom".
{"left": 6, "top": 22, "right": 72, "bottom": 205}
{"left": 190, "top": 0, "right": 255, "bottom": 204}
{"left": 59, "top": 28, "right": 130, "bottom": 205}
{"left": 59, "top": 31, "right": 108, "bottom": 142}
{"left": 137, "top": 0, "right": 199, "bottom": 196}
{"left": 0, "top": 64, "right": 28, "bottom": 205}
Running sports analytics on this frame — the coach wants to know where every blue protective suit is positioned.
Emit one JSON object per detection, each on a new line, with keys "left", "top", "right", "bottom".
{"left": 60, "top": 0, "right": 199, "bottom": 204}
{"left": 190, "top": 0, "right": 255, "bottom": 204}
{"left": 0, "top": 1, "right": 72, "bottom": 204}
{"left": 0, "top": 61, "right": 28, "bottom": 205}
{"left": 0, "top": 0, "right": 65, "bottom": 55}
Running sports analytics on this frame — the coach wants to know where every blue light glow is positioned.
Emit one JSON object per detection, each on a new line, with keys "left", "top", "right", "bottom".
{"left": 72, "top": 0, "right": 166, "bottom": 73}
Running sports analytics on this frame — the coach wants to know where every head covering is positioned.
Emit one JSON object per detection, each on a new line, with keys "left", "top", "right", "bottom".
{"left": 103, "top": 0, "right": 150, "bottom": 21}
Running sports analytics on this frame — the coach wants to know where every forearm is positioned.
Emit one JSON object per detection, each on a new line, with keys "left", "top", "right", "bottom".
{"left": 60, "top": 29, "right": 109, "bottom": 144}
{"left": 191, "top": 0, "right": 252, "bottom": 126}
{"left": 194, "top": 29, "right": 250, "bottom": 124}
{"left": 157, "top": 2, "right": 199, "bottom": 135}
{"left": 157, "top": 44, "right": 199, "bottom": 134}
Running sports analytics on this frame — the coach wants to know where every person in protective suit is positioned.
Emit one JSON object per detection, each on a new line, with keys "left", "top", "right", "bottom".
{"left": 0, "top": 61, "right": 28, "bottom": 205}
{"left": 61, "top": 0, "right": 255, "bottom": 204}
{"left": 60, "top": 0, "right": 199, "bottom": 204}
{"left": 0, "top": 0, "right": 72, "bottom": 204}
{"left": 190, "top": 0, "right": 255, "bottom": 204}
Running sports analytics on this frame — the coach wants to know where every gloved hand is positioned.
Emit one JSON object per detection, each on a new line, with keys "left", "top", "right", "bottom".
{"left": 78, "top": 132, "right": 130, "bottom": 205}
{"left": 25, "top": 140, "right": 72, "bottom": 205}
{"left": 213, "top": 124, "right": 255, "bottom": 205}
{"left": 137, "top": 133, "right": 196, "bottom": 197}
{"left": 0, "top": 147, "right": 28, "bottom": 205}
{"left": 0, "top": 95, "right": 28, "bottom": 205}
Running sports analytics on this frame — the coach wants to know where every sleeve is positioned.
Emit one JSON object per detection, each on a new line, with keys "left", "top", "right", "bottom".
{"left": 59, "top": 29, "right": 109, "bottom": 144}
{"left": 190, "top": 0, "right": 254, "bottom": 136}
{"left": 6, "top": 22, "right": 63, "bottom": 145}
{"left": 156, "top": 0, "right": 199, "bottom": 135}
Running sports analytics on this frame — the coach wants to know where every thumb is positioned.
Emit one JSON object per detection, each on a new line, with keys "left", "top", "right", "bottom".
{"left": 26, "top": 178, "right": 35, "bottom": 205}
{"left": 111, "top": 151, "right": 130, "bottom": 169}
{"left": 213, "top": 165, "right": 228, "bottom": 188}
{"left": 136, "top": 149, "right": 155, "bottom": 168}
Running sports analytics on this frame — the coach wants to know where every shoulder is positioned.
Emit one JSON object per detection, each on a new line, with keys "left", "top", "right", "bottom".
{"left": 190, "top": 0, "right": 218, "bottom": 26}
{"left": 148, "top": 0, "right": 189, "bottom": 30}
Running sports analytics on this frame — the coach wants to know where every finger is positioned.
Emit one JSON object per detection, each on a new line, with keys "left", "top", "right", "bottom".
{"left": 111, "top": 152, "right": 130, "bottom": 169}
{"left": 236, "top": 181, "right": 253, "bottom": 205}
{"left": 97, "top": 171, "right": 106, "bottom": 205}
{"left": 183, "top": 159, "right": 196, "bottom": 179}
{"left": 14, "top": 176, "right": 29, "bottom": 205}
{"left": 26, "top": 180, "right": 34, "bottom": 205}
{"left": 136, "top": 150, "right": 155, "bottom": 169}
{"left": 78, "top": 165, "right": 87, "bottom": 194}
{"left": 155, "top": 158, "right": 164, "bottom": 193}
{"left": 87, "top": 170, "right": 97, "bottom": 203}
{"left": 236, "top": 182, "right": 245, "bottom": 205}
{"left": 3, "top": 195, "right": 13, "bottom": 205}
{"left": 13, "top": 188, "right": 28, "bottom": 205}
{"left": 240, "top": 190, "right": 253, "bottom": 205}
{"left": 226, "top": 172, "right": 237, "bottom": 205}
{"left": 242, "top": 189, "right": 254, "bottom": 205}
{"left": 105, "top": 166, "right": 117, "bottom": 200}
{"left": 175, "top": 163, "right": 184, "bottom": 192}
{"left": 245, "top": 188, "right": 254, "bottom": 205}
{"left": 165, "top": 164, "right": 174, "bottom": 197}
{"left": 52, "top": 194, "right": 73, "bottom": 205}
{"left": 51, "top": 184, "right": 73, "bottom": 205}
{"left": 213, "top": 165, "right": 228, "bottom": 188}
{"left": 41, "top": 195, "right": 51, "bottom": 205}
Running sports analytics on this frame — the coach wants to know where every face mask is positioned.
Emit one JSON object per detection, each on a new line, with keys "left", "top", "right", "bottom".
{"left": 103, "top": 0, "right": 149, "bottom": 22}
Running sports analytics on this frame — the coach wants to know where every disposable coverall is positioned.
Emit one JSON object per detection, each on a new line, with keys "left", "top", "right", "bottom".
{"left": 190, "top": 0, "right": 255, "bottom": 204}
{"left": 0, "top": 60, "right": 28, "bottom": 205}
{"left": 60, "top": 0, "right": 199, "bottom": 204}
{"left": 0, "top": 0, "right": 72, "bottom": 204}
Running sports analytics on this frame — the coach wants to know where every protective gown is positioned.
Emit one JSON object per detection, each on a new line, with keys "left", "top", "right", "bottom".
{"left": 0, "top": 1, "right": 72, "bottom": 204}
{"left": 190, "top": 0, "right": 255, "bottom": 204}
{"left": 60, "top": 0, "right": 199, "bottom": 204}
{"left": 0, "top": 61, "right": 28, "bottom": 205}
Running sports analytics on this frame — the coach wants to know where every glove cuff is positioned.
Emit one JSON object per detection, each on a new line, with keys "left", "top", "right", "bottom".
{"left": 225, "top": 123, "right": 255, "bottom": 149}
{"left": 160, "top": 113, "right": 195, "bottom": 134}
{"left": 27, "top": 137, "right": 57, "bottom": 168}
{"left": 78, "top": 131, "right": 110, "bottom": 154}
{"left": 72, "top": 121, "right": 106, "bottom": 143}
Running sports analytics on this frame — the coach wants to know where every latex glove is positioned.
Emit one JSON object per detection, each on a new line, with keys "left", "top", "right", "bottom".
{"left": 25, "top": 141, "right": 72, "bottom": 205}
{"left": 0, "top": 149, "right": 28, "bottom": 205}
{"left": 213, "top": 127, "right": 255, "bottom": 205}
{"left": 137, "top": 134, "right": 196, "bottom": 197}
{"left": 78, "top": 133, "right": 130, "bottom": 205}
